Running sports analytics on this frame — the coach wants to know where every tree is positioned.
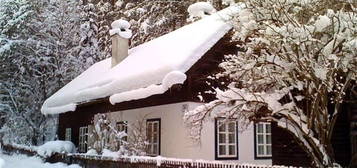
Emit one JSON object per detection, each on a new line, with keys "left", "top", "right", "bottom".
{"left": 184, "top": 0, "right": 357, "bottom": 167}
{"left": 78, "top": 0, "right": 102, "bottom": 69}
{"left": 95, "top": 0, "right": 227, "bottom": 58}
{"left": 95, "top": 0, "right": 115, "bottom": 59}
{"left": 0, "top": 0, "right": 89, "bottom": 145}
{"left": 0, "top": 0, "right": 53, "bottom": 145}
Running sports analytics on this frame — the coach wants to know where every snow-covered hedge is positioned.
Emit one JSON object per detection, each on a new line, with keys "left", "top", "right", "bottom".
{"left": 37, "top": 141, "right": 76, "bottom": 157}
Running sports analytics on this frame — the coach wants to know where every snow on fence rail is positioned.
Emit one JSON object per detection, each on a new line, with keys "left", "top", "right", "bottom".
{"left": 1, "top": 143, "right": 294, "bottom": 168}
{"left": 49, "top": 153, "right": 293, "bottom": 168}
{"left": 1, "top": 143, "right": 37, "bottom": 156}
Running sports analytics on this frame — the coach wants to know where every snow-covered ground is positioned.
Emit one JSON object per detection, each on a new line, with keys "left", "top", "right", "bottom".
{"left": 0, "top": 153, "right": 81, "bottom": 168}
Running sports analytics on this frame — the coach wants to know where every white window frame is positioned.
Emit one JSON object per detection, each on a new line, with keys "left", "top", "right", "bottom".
{"left": 65, "top": 128, "right": 71, "bottom": 141}
{"left": 79, "top": 126, "right": 88, "bottom": 153}
{"left": 146, "top": 119, "right": 160, "bottom": 156}
{"left": 216, "top": 118, "right": 238, "bottom": 159}
{"left": 255, "top": 122, "right": 272, "bottom": 158}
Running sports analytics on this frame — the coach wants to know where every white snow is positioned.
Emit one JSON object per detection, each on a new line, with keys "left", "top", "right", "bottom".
{"left": 109, "top": 19, "right": 132, "bottom": 39}
{"left": 112, "top": 19, "right": 130, "bottom": 29}
{"left": 315, "top": 15, "right": 331, "bottom": 32}
{"left": 0, "top": 157, "right": 4, "bottom": 168}
{"left": 41, "top": 5, "right": 241, "bottom": 114}
{"left": 37, "top": 141, "right": 76, "bottom": 157}
{"left": 295, "top": 95, "right": 304, "bottom": 101}
{"left": 161, "top": 71, "right": 187, "bottom": 90}
{"left": 222, "top": 0, "right": 236, "bottom": 6}
{"left": 109, "top": 71, "right": 186, "bottom": 104}
{"left": 85, "top": 149, "right": 98, "bottom": 155}
{"left": 42, "top": 103, "right": 76, "bottom": 115}
{"left": 101, "top": 149, "right": 119, "bottom": 158}
{"left": 0, "top": 153, "right": 81, "bottom": 168}
{"left": 314, "top": 66, "right": 328, "bottom": 81}
{"left": 188, "top": 2, "right": 216, "bottom": 21}
{"left": 109, "top": 84, "right": 163, "bottom": 104}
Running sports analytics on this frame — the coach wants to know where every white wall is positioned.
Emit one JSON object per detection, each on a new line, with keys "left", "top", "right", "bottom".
{"left": 104, "top": 102, "right": 271, "bottom": 165}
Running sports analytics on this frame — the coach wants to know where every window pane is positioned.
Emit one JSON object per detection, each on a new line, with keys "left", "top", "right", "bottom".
{"left": 228, "top": 134, "right": 235, "bottom": 143}
{"left": 228, "top": 145, "right": 235, "bottom": 155}
{"left": 266, "top": 135, "right": 272, "bottom": 144}
{"left": 153, "top": 144, "right": 158, "bottom": 154}
{"left": 257, "top": 135, "right": 264, "bottom": 144}
{"left": 257, "top": 124, "right": 263, "bottom": 133}
{"left": 219, "top": 145, "right": 226, "bottom": 155}
{"left": 266, "top": 124, "right": 271, "bottom": 133}
{"left": 154, "top": 123, "right": 158, "bottom": 132}
{"left": 146, "top": 120, "right": 160, "bottom": 155}
{"left": 153, "top": 133, "right": 158, "bottom": 143}
{"left": 228, "top": 122, "right": 235, "bottom": 132}
{"left": 258, "top": 145, "right": 264, "bottom": 155}
{"left": 79, "top": 126, "right": 88, "bottom": 152}
{"left": 147, "top": 145, "right": 152, "bottom": 154}
{"left": 219, "top": 133, "right": 226, "bottom": 143}
{"left": 65, "top": 128, "right": 71, "bottom": 141}
{"left": 266, "top": 145, "right": 272, "bottom": 155}
{"left": 147, "top": 125, "right": 152, "bottom": 135}
{"left": 218, "top": 123, "right": 225, "bottom": 132}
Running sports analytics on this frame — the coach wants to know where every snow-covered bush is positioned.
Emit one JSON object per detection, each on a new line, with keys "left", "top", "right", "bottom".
{"left": 37, "top": 141, "right": 76, "bottom": 157}
{"left": 101, "top": 149, "right": 120, "bottom": 158}
{"left": 85, "top": 149, "right": 98, "bottom": 155}
{"left": 88, "top": 114, "right": 148, "bottom": 157}
{"left": 89, "top": 114, "right": 116, "bottom": 152}
{"left": 185, "top": 0, "right": 357, "bottom": 167}
{"left": 89, "top": 114, "right": 129, "bottom": 154}
{"left": 122, "top": 116, "right": 148, "bottom": 156}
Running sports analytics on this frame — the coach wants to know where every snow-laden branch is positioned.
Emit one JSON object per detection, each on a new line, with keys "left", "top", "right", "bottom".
{"left": 185, "top": 1, "right": 357, "bottom": 167}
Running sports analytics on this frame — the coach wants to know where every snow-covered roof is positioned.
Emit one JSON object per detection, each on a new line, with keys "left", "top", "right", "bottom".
{"left": 41, "top": 5, "right": 241, "bottom": 115}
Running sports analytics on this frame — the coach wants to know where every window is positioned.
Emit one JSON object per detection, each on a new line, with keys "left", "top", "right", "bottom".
{"left": 146, "top": 119, "right": 160, "bottom": 156}
{"left": 255, "top": 122, "right": 272, "bottom": 158}
{"left": 215, "top": 118, "right": 238, "bottom": 159}
{"left": 65, "top": 128, "right": 71, "bottom": 141}
{"left": 79, "top": 126, "right": 88, "bottom": 153}
{"left": 117, "top": 121, "right": 128, "bottom": 143}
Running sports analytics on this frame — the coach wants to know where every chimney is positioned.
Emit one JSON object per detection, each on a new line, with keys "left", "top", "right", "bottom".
{"left": 109, "top": 19, "right": 132, "bottom": 68}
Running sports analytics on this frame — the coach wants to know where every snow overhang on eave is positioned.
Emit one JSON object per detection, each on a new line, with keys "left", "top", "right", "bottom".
{"left": 41, "top": 71, "right": 187, "bottom": 115}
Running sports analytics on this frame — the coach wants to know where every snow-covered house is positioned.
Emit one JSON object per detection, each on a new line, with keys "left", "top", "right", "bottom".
{"left": 41, "top": 6, "right": 273, "bottom": 165}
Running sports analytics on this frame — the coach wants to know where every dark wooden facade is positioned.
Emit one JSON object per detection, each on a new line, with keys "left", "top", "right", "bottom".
{"left": 58, "top": 32, "right": 237, "bottom": 147}
{"left": 271, "top": 123, "right": 313, "bottom": 167}
{"left": 272, "top": 102, "right": 355, "bottom": 167}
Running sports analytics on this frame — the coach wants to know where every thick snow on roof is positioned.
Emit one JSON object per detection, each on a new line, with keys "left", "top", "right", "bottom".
{"left": 41, "top": 5, "right": 241, "bottom": 115}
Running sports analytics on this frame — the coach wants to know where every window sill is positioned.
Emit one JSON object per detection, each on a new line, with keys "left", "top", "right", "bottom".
{"left": 254, "top": 156, "right": 272, "bottom": 160}
{"left": 215, "top": 156, "right": 238, "bottom": 160}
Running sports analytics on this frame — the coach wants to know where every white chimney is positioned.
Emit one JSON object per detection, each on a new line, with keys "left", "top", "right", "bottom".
{"left": 109, "top": 19, "right": 132, "bottom": 68}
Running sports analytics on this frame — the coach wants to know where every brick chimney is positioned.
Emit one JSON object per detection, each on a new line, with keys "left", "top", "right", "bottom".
{"left": 109, "top": 19, "right": 132, "bottom": 68}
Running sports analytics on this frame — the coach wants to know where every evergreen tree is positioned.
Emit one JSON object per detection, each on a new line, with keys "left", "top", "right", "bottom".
{"left": 79, "top": 0, "right": 103, "bottom": 67}
{"left": 95, "top": 0, "right": 226, "bottom": 59}
{"left": 0, "top": 0, "right": 90, "bottom": 145}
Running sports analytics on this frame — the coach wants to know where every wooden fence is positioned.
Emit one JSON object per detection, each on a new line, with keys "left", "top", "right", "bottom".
{"left": 1, "top": 144, "right": 292, "bottom": 168}
{"left": 1, "top": 143, "right": 37, "bottom": 156}
{"left": 47, "top": 153, "right": 292, "bottom": 168}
